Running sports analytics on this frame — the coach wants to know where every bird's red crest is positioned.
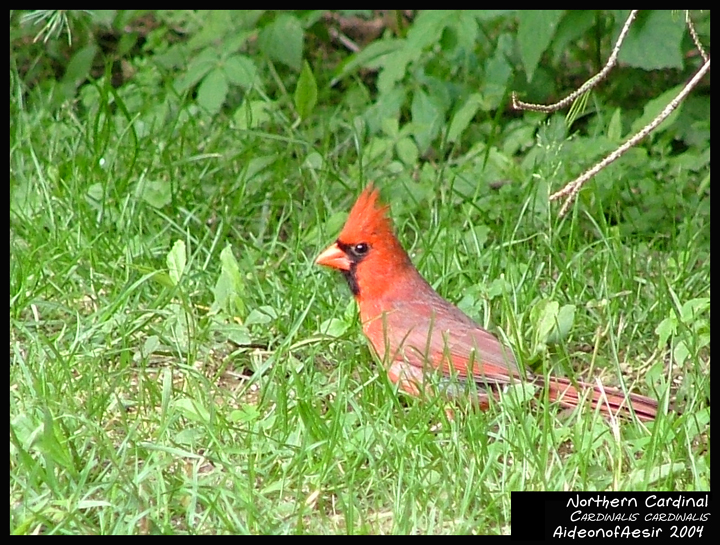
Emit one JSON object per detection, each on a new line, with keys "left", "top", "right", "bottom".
{"left": 337, "top": 185, "right": 394, "bottom": 245}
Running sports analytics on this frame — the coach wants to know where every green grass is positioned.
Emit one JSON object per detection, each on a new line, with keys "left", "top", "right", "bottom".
{"left": 10, "top": 68, "right": 709, "bottom": 534}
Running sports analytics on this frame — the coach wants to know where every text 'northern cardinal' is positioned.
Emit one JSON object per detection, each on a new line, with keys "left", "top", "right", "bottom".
{"left": 316, "top": 186, "right": 657, "bottom": 421}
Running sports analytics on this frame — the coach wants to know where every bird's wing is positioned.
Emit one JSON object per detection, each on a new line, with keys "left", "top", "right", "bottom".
{"left": 364, "top": 296, "right": 525, "bottom": 388}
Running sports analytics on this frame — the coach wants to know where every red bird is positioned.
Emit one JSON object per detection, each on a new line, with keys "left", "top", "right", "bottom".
{"left": 316, "top": 186, "right": 658, "bottom": 422}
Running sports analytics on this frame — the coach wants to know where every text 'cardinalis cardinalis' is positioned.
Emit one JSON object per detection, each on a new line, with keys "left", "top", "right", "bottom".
{"left": 316, "top": 186, "right": 657, "bottom": 421}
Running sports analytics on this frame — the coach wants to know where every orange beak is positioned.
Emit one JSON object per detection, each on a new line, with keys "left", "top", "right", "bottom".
{"left": 316, "top": 243, "right": 352, "bottom": 271}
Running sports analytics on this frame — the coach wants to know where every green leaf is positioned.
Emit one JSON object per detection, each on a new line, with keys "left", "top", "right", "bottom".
{"left": 137, "top": 180, "right": 172, "bottom": 208}
{"left": 234, "top": 100, "right": 272, "bottom": 130}
{"left": 411, "top": 90, "right": 444, "bottom": 154}
{"left": 531, "top": 299, "right": 573, "bottom": 351}
{"left": 259, "top": 13, "right": 303, "bottom": 71}
{"left": 483, "top": 34, "right": 513, "bottom": 108}
{"left": 619, "top": 10, "right": 685, "bottom": 70}
{"left": 211, "top": 320, "right": 252, "bottom": 345}
{"left": 229, "top": 405, "right": 261, "bottom": 423}
{"left": 679, "top": 298, "right": 709, "bottom": 324}
{"left": 174, "top": 398, "right": 210, "bottom": 423}
{"left": 62, "top": 44, "right": 98, "bottom": 87}
{"left": 211, "top": 244, "right": 245, "bottom": 317}
{"left": 535, "top": 300, "right": 560, "bottom": 343}
{"left": 630, "top": 85, "right": 684, "bottom": 135}
{"left": 375, "top": 11, "right": 454, "bottom": 94}
{"left": 517, "top": 10, "right": 564, "bottom": 82}
{"left": 197, "top": 68, "right": 228, "bottom": 114}
{"left": 174, "top": 47, "right": 217, "bottom": 93}
{"left": 166, "top": 240, "right": 187, "bottom": 286}
{"left": 331, "top": 39, "right": 403, "bottom": 85}
{"left": 395, "top": 137, "right": 419, "bottom": 166}
{"left": 546, "top": 304, "right": 576, "bottom": 344}
{"left": 673, "top": 340, "right": 690, "bottom": 366}
{"left": 607, "top": 108, "right": 623, "bottom": 142}
{"left": 447, "top": 94, "right": 483, "bottom": 143}
{"left": 503, "top": 383, "right": 538, "bottom": 408}
{"left": 223, "top": 54, "right": 258, "bottom": 89}
{"left": 245, "top": 306, "right": 277, "bottom": 326}
{"left": 487, "top": 277, "right": 511, "bottom": 299}
{"left": 655, "top": 316, "right": 677, "bottom": 349}
{"left": 142, "top": 335, "right": 160, "bottom": 358}
{"left": 294, "top": 61, "right": 318, "bottom": 120}
{"left": 464, "top": 224, "right": 490, "bottom": 252}
{"left": 319, "top": 318, "right": 348, "bottom": 338}
{"left": 550, "top": 10, "right": 596, "bottom": 63}
{"left": 363, "top": 87, "right": 406, "bottom": 135}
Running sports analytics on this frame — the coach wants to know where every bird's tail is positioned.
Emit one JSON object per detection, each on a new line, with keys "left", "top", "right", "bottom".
{"left": 540, "top": 376, "right": 658, "bottom": 422}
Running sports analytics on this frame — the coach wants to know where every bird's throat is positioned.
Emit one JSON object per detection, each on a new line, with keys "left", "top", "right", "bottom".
{"left": 342, "top": 267, "right": 360, "bottom": 296}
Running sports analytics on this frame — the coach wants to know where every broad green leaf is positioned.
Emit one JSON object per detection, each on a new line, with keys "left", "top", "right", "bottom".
{"left": 487, "top": 277, "right": 511, "bottom": 299}
{"left": 546, "top": 304, "right": 576, "bottom": 344}
{"left": 551, "top": 10, "right": 596, "bottom": 63}
{"left": 174, "top": 398, "right": 210, "bottom": 423}
{"left": 258, "top": 13, "right": 303, "bottom": 71}
{"left": 197, "top": 68, "right": 228, "bottom": 114}
{"left": 294, "top": 61, "right": 318, "bottom": 120}
{"left": 332, "top": 39, "right": 402, "bottom": 85}
{"left": 245, "top": 305, "right": 278, "bottom": 326}
{"left": 536, "top": 300, "right": 560, "bottom": 342}
{"left": 63, "top": 44, "right": 97, "bottom": 87}
{"left": 229, "top": 405, "right": 261, "bottom": 423}
{"left": 504, "top": 383, "right": 538, "bottom": 408}
{"left": 377, "top": 47, "right": 416, "bottom": 95}
{"left": 619, "top": 10, "right": 685, "bottom": 70}
{"left": 187, "top": 10, "right": 234, "bottom": 49}
{"left": 211, "top": 321, "right": 252, "bottom": 345}
{"left": 411, "top": 90, "right": 444, "bottom": 154}
{"left": 303, "top": 151, "right": 323, "bottom": 170}
{"left": 464, "top": 224, "right": 490, "bottom": 252}
{"left": 673, "top": 341, "right": 690, "bottom": 366}
{"left": 138, "top": 180, "right": 172, "bottom": 209}
{"left": 211, "top": 244, "right": 245, "bottom": 316}
{"left": 381, "top": 117, "right": 400, "bottom": 138}
{"left": 517, "top": 10, "right": 564, "bottom": 82}
{"left": 655, "top": 316, "right": 677, "bottom": 349}
{"left": 166, "top": 303, "right": 191, "bottom": 347}
{"left": 448, "top": 94, "right": 484, "bottom": 143}
{"left": 233, "top": 100, "right": 271, "bottom": 130}
{"left": 630, "top": 85, "right": 684, "bottom": 135}
{"left": 174, "top": 47, "right": 217, "bottom": 93}
{"left": 375, "top": 10, "right": 455, "bottom": 94}
{"left": 396, "top": 137, "right": 419, "bottom": 166}
{"left": 167, "top": 240, "right": 187, "bottom": 286}
{"left": 680, "top": 298, "right": 709, "bottom": 324}
{"left": 319, "top": 317, "right": 348, "bottom": 338}
{"left": 607, "top": 108, "right": 623, "bottom": 142}
{"left": 142, "top": 335, "right": 160, "bottom": 358}
{"left": 363, "top": 87, "right": 406, "bottom": 135}
{"left": 223, "top": 54, "right": 258, "bottom": 89}
{"left": 483, "top": 34, "right": 513, "bottom": 108}
{"left": 626, "top": 462, "right": 687, "bottom": 488}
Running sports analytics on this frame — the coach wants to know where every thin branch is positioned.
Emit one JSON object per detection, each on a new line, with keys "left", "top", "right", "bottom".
{"left": 328, "top": 27, "right": 361, "bottom": 53}
{"left": 551, "top": 58, "right": 711, "bottom": 216}
{"left": 686, "top": 11, "right": 708, "bottom": 63}
{"left": 512, "top": 10, "right": 638, "bottom": 113}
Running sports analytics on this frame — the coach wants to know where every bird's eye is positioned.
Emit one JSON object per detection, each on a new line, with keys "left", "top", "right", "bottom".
{"left": 352, "top": 242, "right": 369, "bottom": 256}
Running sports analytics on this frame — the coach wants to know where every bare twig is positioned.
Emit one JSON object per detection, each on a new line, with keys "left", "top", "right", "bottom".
{"left": 328, "top": 27, "right": 361, "bottom": 53}
{"left": 686, "top": 11, "right": 709, "bottom": 63}
{"left": 551, "top": 58, "right": 711, "bottom": 216}
{"left": 511, "top": 10, "right": 638, "bottom": 113}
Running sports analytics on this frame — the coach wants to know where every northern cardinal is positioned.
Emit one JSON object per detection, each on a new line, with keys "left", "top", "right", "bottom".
{"left": 316, "top": 186, "right": 658, "bottom": 421}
